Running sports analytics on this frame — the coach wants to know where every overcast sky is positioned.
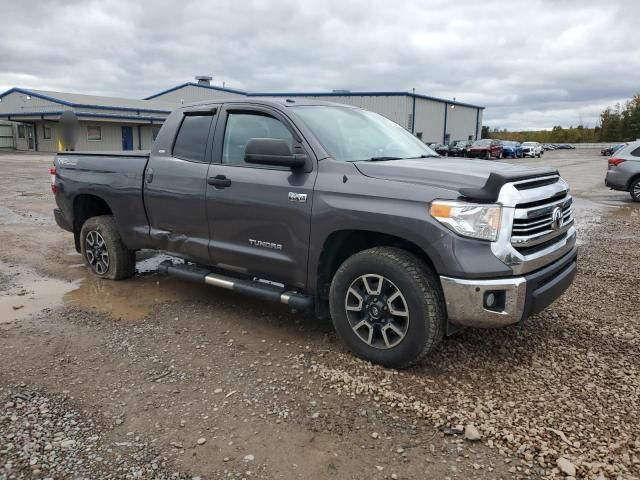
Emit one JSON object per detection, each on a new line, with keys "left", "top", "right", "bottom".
{"left": 1, "top": 0, "right": 638, "bottom": 130}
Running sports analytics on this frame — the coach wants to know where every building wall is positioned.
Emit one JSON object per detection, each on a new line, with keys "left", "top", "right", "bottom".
{"left": 11, "top": 120, "right": 160, "bottom": 153}
{"left": 412, "top": 97, "right": 447, "bottom": 144}
{"left": 0, "top": 121, "right": 14, "bottom": 148}
{"left": 149, "top": 85, "right": 247, "bottom": 104}
{"left": 0, "top": 91, "right": 64, "bottom": 114}
{"left": 446, "top": 104, "right": 481, "bottom": 143}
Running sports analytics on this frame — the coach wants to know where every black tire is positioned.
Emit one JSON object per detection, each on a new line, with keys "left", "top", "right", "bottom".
{"left": 329, "top": 247, "right": 445, "bottom": 369}
{"left": 80, "top": 215, "right": 136, "bottom": 280}
{"left": 485, "top": 150, "right": 491, "bottom": 160}
{"left": 630, "top": 178, "right": 640, "bottom": 202}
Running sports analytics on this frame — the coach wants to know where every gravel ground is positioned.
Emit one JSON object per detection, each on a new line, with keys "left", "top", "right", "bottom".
{"left": 0, "top": 150, "right": 638, "bottom": 479}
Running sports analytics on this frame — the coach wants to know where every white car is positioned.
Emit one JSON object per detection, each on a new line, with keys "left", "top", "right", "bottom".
{"left": 522, "top": 142, "right": 543, "bottom": 158}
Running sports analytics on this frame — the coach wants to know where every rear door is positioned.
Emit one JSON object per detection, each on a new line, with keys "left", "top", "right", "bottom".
{"left": 205, "top": 104, "right": 316, "bottom": 289}
{"left": 143, "top": 107, "right": 218, "bottom": 263}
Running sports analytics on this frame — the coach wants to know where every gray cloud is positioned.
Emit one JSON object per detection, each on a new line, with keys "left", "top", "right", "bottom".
{"left": 1, "top": 0, "right": 638, "bottom": 130}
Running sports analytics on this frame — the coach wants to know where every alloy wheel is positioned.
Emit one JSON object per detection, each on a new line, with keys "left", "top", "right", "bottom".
{"left": 344, "top": 274, "right": 410, "bottom": 349}
{"left": 85, "top": 230, "right": 109, "bottom": 275}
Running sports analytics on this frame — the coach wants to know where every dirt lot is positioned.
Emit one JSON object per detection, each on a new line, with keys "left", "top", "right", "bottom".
{"left": 0, "top": 149, "right": 638, "bottom": 480}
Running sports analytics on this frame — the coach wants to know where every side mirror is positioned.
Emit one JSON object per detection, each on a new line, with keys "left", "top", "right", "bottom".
{"left": 244, "top": 138, "right": 306, "bottom": 169}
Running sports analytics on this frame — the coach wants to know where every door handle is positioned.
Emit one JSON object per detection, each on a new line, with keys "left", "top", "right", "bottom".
{"left": 208, "top": 175, "right": 231, "bottom": 188}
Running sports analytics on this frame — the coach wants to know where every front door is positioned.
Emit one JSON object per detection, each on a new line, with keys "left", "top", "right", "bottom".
{"left": 26, "top": 125, "right": 35, "bottom": 150}
{"left": 205, "top": 105, "right": 316, "bottom": 289}
{"left": 143, "top": 109, "right": 218, "bottom": 262}
{"left": 121, "top": 126, "right": 134, "bottom": 150}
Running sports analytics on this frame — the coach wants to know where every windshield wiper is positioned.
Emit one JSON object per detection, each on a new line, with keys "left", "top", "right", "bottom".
{"left": 368, "top": 156, "right": 403, "bottom": 161}
{"left": 406, "top": 154, "right": 439, "bottom": 158}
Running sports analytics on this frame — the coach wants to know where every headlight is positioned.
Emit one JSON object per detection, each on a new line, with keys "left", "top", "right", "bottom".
{"left": 430, "top": 200, "right": 502, "bottom": 242}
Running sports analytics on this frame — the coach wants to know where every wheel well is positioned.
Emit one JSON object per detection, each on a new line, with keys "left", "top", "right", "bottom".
{"left": 627, "top": 174, "right": 640, "bottom": 190}
{"left": 72, "top": 194, "right": 112, "bottom": 251}
{"left": 316, "top": 230, "right": 435, "bottom": 303}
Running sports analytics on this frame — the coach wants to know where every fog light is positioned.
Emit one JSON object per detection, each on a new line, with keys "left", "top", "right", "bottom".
{"left": 485, "top": 292, "right": 496, "bottom": 308}
{"left": 483, "top": 290, "right": 506, "bottom": 311}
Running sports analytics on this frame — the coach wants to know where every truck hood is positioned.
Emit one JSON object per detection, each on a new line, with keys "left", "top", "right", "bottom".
{"left": 354, "top": 158, "right": 558, "bottom": 202}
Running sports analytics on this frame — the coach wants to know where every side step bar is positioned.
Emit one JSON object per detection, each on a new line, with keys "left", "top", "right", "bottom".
{"left": 157, "top": 260, "right": 312, "bottom": 310}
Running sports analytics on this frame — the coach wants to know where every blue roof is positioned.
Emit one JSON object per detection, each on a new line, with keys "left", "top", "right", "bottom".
{"left": 145, "top": 83, "right": 484, "bottom": 109}
{"left": 144, "top": 82, "right": 249, "bottom": 100}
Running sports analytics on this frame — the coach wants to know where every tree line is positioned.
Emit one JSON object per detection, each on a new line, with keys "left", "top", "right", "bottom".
{"left": 482, "top": 93, "right": 640, "bottom": 143}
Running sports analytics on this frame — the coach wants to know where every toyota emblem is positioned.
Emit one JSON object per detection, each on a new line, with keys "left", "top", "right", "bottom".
{"left": 551, "top": 207, "right": 563, "bottom": 230}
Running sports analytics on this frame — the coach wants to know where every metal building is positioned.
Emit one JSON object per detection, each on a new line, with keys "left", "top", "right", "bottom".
{"left": 0, "top": 88, "right": 171, "bottom": 152}
{"left": 0, "top": 76, "right": 483, "bottom": 152}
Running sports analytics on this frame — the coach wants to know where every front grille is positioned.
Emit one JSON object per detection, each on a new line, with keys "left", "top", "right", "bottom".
{"left": 511, "top": 195, "right": 574, "bottom": 253}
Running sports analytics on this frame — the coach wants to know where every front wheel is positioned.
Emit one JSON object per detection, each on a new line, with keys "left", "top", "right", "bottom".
{"left": 630, "top": 178, "right": 640, "bottom": 202}
{"left": 80, "top": 215, "right": 136, "bottom": 280}
{"left": 329, "top": 247, "right": 445, "bottom": 369}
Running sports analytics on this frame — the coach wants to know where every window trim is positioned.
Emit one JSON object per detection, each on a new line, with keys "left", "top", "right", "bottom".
{"left": 87, "top": 125, "right": 102, "bottom": 141}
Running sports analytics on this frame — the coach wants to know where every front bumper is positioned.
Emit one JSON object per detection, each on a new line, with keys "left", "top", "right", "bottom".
{"left": 440, "top": 248, "right": 577, "bottom": 328}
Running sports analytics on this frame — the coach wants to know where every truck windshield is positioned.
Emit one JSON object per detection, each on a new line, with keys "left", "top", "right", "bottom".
{"left": 291, "top": 106, "right": 438, "bottom": 162}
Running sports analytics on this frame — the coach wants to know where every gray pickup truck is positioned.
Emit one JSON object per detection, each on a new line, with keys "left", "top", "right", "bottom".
{"left": 52, "top": 98, "right": 577, "bottom": 368}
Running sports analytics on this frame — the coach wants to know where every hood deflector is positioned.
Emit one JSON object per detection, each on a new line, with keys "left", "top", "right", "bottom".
{"left": 458, "top": 170, "right": 560, "bottom": 203}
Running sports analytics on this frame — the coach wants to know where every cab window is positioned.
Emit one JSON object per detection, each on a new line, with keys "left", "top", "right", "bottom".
{"left": 222, "top": 112, "right": 293, "bottom": 166}
{"left": 172, "top": 113, "right": 214, "bottom": 163}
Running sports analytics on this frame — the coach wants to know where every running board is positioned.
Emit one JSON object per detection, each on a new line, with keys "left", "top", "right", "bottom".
{"left": 157, "top": 260, "right": 312, "bottom": 310}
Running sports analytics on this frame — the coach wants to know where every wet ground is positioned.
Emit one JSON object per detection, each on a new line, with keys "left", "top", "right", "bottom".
{"left": 0, "top": 150, "right": 638, "bottom": 479}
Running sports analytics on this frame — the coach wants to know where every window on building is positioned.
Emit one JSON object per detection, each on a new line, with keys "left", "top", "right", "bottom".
{"left": 172, "top": 113, "right": 214, "bottom": 162}
{"left": 222, "top": 112, "right": 293, "bottom": 166}
{"left": 151, "top": 125, "right": 161, "bottom": 141}
{"left": 468, "top": 135, "right": 473, "bottom": 141}
{"left": 43, "top": 125, "right": 52, "bottom": 140}
{"left": 87, "top": 126, "right": 102, "bottom": 141}
{"left": 18, "top": 125, "right": 25, "bottom": 138}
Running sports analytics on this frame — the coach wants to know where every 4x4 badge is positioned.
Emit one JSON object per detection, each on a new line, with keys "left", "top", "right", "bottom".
{"left": 288, "top": 192, "right": 307, "bottom": 203}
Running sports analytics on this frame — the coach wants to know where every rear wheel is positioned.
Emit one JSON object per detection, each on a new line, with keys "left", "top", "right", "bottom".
{"left": 630, "top": 178, "right": 640, "bottom": 202}
{"left": 80, "top": 215, "right": 136, "bottom": 280}
{"left": 485, "top": 150, "right": 491, "bottom": 160}
{"left": 329, "top": 247, "right": 445, "bottom": 369}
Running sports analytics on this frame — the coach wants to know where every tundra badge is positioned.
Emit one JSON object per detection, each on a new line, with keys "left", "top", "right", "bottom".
{"left": 288, "top": 192, "right": 307, "bottom": 203}
{"left": 249, "top": 239, "right": 283, "bottom": 250}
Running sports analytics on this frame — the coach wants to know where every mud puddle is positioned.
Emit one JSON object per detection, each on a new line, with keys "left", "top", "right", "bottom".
{"left": 0, "top": 253, "right": 223, "bottom": 323}
{"left": 0, "top": 261, "right": 78, "bottom": 323}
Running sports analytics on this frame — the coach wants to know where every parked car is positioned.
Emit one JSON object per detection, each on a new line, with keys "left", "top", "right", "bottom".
{"left": 601, "top": 144, "right": 624, "bottom": 156}
{"left": 522, "top": 142, "right": 542, "bottom": 158}
{"left": 604, "top": 140, "right": 640, "bottom": 201}
{"left": 448, "top": 140, "right": 473, "bottom": 157}
{"left": 429, "top": 143, "right": 449, "bottom": 156}
{"left": 543, "top": 144, "right": 555, "bottom": 151}
{"left": 501, "top": 141, "right": 524, "bottom": 158}
{"left": 554, "top": 144, "right": 575, "bottom": 150}
{"left": 468, "top": 139, "right": 504, "bottom": 159}
{"left": 51, "top": 99, "right": 577, "bottom": 369}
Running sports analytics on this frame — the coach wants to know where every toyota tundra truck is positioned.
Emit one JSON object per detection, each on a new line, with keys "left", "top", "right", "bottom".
{"left": 52, "top": 98, "right": 577, "bottom": 369}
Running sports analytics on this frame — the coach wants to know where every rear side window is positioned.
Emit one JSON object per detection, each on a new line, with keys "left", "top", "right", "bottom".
{"left": 631, "top": 146, "right": 640, "bottom": 157}
{"left": 173, "top": 114, "right": 214, "bottom": 162}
